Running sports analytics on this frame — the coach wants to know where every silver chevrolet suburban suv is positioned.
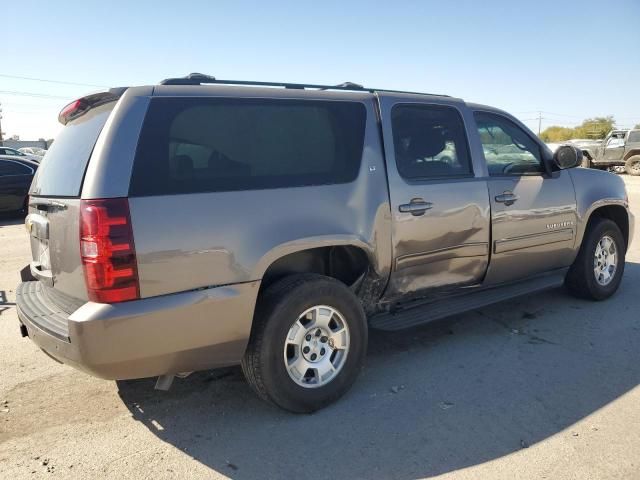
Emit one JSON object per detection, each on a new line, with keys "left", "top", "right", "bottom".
{"left": 16, "top": 74, "right": 634, "bottom": 412}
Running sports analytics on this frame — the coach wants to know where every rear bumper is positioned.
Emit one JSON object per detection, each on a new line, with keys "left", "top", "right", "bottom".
{"left": 16, "top": 280, "right": 260, "bottom": 380}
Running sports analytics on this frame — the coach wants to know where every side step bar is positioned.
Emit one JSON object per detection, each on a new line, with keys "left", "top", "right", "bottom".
{"left": 369, "top": 271, "right": 566, "bottom": 331}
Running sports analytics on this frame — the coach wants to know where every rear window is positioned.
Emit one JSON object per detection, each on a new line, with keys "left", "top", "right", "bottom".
{"left": 129, "top": 97, "right": 366, "bottom": 196}
{"left": 29, "top": 102, "right": 114, "bottom": 197}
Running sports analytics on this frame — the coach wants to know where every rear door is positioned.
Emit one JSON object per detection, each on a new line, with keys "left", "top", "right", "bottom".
{"left": 472, "top": 110, "right": 577, "bottom": 284}
{"left": 27, "top": 101, "right": 116, "bottom": 300}
{"left": 379, "top": 96, "right": 491, "bottom": 298}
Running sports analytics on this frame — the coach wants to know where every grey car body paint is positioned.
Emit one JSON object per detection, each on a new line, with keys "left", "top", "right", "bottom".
{"left": 377, "top": 94, "right": 492, "bottom": 298}
{"left": 81, "top": 87, "right": 153, "bottom": 199}
{"left": 15, "top": 83, "right": 634, "bottom": 382}
{"left": 569, "top": 167, "right": 634, "bottom": 247}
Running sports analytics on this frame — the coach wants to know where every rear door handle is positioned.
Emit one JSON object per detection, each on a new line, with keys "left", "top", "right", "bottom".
{"left": 399, "top": 199, "right": 433, "bottom": 216}
{"left": 495, "top": 192, "right": 519, "bottom": 206}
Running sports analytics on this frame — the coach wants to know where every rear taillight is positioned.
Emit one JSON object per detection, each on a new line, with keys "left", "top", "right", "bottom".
{"left": 57, "top": 91, "right": 120, "bottom": 125}
{"left": 58, "top": 99, "right": 89, "bottom": 125}
{"left": 80, "top": 198, "right": 139, "bottom": 303}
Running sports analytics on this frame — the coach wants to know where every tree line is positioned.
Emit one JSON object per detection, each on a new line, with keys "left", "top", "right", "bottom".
{"left": 540, "top": 117, "right": 640, "bottom": 142}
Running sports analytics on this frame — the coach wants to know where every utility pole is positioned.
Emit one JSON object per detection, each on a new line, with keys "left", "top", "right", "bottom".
{"left": 537, "top": 111, "right": 543, "bottom": 136}
{"left": 0, "top": 102, "right": 3, "bottom": 145}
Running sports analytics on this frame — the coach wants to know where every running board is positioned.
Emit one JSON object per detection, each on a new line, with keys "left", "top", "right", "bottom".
{"left": 369, "top": 271, "right": 566, "bottom": 331}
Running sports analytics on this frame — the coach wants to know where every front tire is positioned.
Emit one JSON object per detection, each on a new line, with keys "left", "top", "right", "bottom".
{"left": 625, "top": 155, "right": 640, "bottom": 176}
{"left": 241, "top": 274, "right": 367, "bottom": 413}
{"left": 565, "top": 217, "right": 625, "bottom": 300}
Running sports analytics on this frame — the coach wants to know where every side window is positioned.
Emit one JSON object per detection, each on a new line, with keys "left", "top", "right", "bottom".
{"left": 628, "top": 131, "right": 640, "bottom": 143}
{"left": 130, "top": 98, "right": 366, "bottom": 196}
{"left": 391, "top": 104, "right": 473, "bottom": 179}
{"left": 0, "top": 160, "right": 32, "bottom": 176}
{"left": 606, "top": 134, "right": 625, "bottom": 147}
{"left": 474, "top": 112, "right": 544, "bottom": 176}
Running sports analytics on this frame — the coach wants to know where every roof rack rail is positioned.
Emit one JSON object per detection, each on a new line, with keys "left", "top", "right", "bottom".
{"left": 160, "top": 73, "right": 217, "bottom": 85}
{"left": 158, "top": 73, "right": 449, "bottom": 97}
{"left": 320, "top": 82, "right": 364, "bottom": 90}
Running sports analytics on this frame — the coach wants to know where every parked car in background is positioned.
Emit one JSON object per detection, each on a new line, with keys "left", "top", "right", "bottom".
{"left": 15, "top": 75, "right": 633, "bottom": 412}
{"left": 0, "top": 146, "right": 42, "bottom": 162}
{"left": 580, "top": 130, "right": 640, "bottom": 175}
{"left": 0, "top": 156, "right": 38, "bottom": 214}
{"left": 567, "top": 139, "right": 601, "bottom": 149}
{"left": 19, "top": 147, "right": 47, "bottom": 158}
{"left": 545, "top": 142, "right": 562, "bottom": 153}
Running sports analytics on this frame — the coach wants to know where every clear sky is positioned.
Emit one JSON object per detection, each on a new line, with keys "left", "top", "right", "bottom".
{"left": 3, "top": 0, "right": 639, "bottom": 140}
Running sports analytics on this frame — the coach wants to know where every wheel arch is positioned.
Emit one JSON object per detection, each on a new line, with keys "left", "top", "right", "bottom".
{"left": 581, "top": 203, "right": 630, "bottom": 250}
{"left": 254, "top": 238, "right": 389, "bottom": 313}
{"left": 582, "top": 149, "right": 594, "bottom": 160}
{"left": 623, "top": 150, "right": 640, "bottom": 161}
{"left": 570, "top": 167, "right": 632, "bottom": 251}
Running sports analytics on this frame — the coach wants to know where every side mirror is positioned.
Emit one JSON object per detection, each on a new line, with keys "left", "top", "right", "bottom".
{"left": 553, "top": 145, "right": 582, "bottom": 169}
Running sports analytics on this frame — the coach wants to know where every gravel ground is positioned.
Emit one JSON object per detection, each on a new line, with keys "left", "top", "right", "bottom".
{"left": 1, "top": 176, "right": 640, "bottom": 480}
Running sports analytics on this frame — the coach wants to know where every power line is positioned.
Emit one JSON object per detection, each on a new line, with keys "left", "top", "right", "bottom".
{"left": 0, "top": 74, "right": 108, "bottom": 88}
{"left": 539, "top": 111, "right": 583, "bottom": 119}
{"left": 0, "top": 90, "right": 72, "bottom": 100}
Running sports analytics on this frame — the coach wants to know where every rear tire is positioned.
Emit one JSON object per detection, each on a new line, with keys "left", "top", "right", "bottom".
{"left": 624, "top": 155, "right": 640, "bottom": 176}
{"left": 241, "top": 274, "right": 367, "bottom": 413}
{"left": 565, "top": 217, "right": 625, "bottom": 300}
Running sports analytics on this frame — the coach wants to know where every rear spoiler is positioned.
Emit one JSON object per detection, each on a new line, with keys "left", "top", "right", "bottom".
{"left": 57, "top": 87, "right": 128, "bottom": 125}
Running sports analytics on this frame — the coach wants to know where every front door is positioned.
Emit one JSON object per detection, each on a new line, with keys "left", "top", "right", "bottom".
{"left": 379, "top": 99, "right": 491, "bottom": 299}
{"left": 473, "top": 111, "right": 578, "bottom": 284}
{"left": 603, "top": 133, "right": 626, "bottom": 163}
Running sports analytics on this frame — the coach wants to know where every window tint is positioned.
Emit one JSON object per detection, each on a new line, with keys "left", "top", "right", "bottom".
{"left": 29, "top": 102, "right": 114, "bottom": 197}
{"left": 627, "top": 131, "right": 640, "bottom": 143}
{"left": 129, "top": 98, "right": 366, "bottom": 196}
{"left": 474, "top": 112, "right": 543, "bottom": 176}
{"left": 391, "top": 104, "right": 472, "bottom": 179}
{"left": 0, "top": 160, "right": 32, "bottom": 176}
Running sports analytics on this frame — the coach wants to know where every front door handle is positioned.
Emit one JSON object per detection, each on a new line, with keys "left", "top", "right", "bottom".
{"left": 495, "top": 191, "right": 519, "bottom": 206}
{"left": 399, "top": 199, "right": 433, "bottom": 216}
